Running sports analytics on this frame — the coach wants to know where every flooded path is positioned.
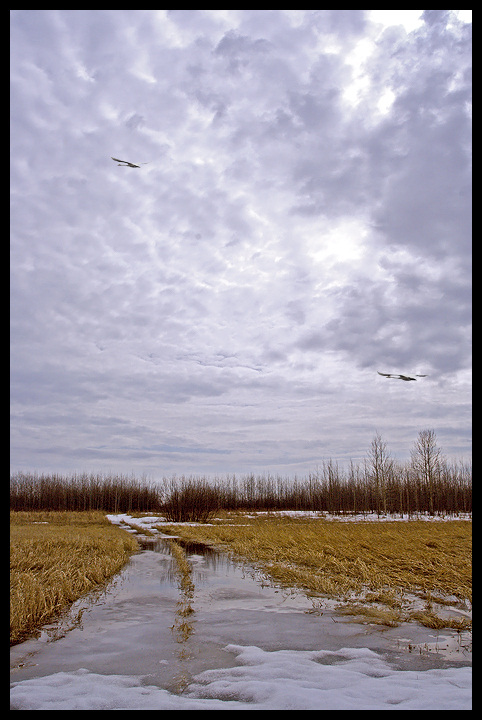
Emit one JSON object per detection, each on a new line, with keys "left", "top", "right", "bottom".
{"left": 10, "top": 516, "right": 472, "bottom": 710}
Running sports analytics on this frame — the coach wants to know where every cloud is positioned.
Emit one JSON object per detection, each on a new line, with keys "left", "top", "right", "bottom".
{"left": 10, "top": 10, "right": 471, "bottom": 476}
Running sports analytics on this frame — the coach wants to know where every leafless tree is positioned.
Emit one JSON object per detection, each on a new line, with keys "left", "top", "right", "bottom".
{"left": 366, "top": 432, "right": 394, "bottom": 516}
{"left": 410, "top": 429, "right": 443, "bottom": 516}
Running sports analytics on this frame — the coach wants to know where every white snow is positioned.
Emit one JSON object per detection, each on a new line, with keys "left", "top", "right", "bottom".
{"left": 105, "top": 513, "right": 210, "bottom": 532}
{"left": 10, "top": 644, "right": 471, "bottom": 710}
{"left": 240, "top": 511, "right": 472, "bottom": 522}
{"left": 106, "top": 511, "right": 472, "bottom": 530}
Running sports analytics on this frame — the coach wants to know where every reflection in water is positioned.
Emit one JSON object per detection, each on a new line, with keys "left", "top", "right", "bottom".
{"left": 166, "top": 539, "right": 196, "bottom": 693}
{"left": 136, "top": 533, "right": 242, "bottom": 694}
{"left": 135, "top": 533, "right": 247, "bottom": 694}
{"left": 137, "top": 535, "right": 237, "bottom": 586}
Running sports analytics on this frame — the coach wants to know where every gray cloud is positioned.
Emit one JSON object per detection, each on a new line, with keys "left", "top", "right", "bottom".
{"left": 10, "top": 10, "right": 471, "bottom": 477}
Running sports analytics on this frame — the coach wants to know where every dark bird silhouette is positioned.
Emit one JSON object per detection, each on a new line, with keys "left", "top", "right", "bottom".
{"left": 111, "top": 157, "right": 150, "bottom": 168}
{"left": 377, "top": 371, "right": 428, "bottom": 381}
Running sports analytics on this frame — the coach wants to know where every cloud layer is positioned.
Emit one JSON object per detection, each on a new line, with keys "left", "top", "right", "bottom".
{"left": 10, "top": 10, "right": 471, "bottom": 477}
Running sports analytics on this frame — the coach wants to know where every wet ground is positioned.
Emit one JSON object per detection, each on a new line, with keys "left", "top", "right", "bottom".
{"left": 10, "top": 520, "right": 471, "bottom": 697}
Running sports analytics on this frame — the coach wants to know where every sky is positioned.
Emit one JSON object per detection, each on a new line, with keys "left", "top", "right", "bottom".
{"left": 10, "top": 10, "right": 472, "bottom": 480}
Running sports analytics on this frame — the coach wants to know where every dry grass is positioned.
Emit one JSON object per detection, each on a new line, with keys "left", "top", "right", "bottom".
{"left": 168, "top": 540, "right": 195, "bottom": 598}
{"left": 168, "top": 538, "right": 196, "bottom": 696}
{"left": 10, "top": 511, "right": 139, "bottom": 645}
{"left": 159, "top": 514, "right": 471, "bottom": 628}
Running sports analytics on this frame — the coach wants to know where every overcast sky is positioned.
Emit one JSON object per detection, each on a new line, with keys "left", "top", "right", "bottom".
{"left": 10, "top": 10, "right": 472, "bottom": 480}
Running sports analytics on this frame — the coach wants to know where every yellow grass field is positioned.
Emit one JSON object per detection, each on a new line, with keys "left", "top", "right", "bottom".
{"left": 10, "top": 511, "right": 139, "bottom": 645}
{"left": 158, "top": 514, "right": 472, "bottom": 628}
{"left": 10, "top": 510, "right": 472, "bottom": 645}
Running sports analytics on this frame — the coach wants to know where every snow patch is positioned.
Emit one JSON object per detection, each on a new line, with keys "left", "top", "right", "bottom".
{"left": 10, "top": 645, "right": 471, "bottom": 710}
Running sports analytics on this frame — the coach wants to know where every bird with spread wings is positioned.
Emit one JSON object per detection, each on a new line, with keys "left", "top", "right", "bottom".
{"left": 111, "top": 157, "right": 150, "bottom": 168}
{"left": 377, "top": 371, "right": 428, "bottom": 381}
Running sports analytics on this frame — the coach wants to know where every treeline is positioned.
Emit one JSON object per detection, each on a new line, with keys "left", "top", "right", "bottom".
{"left": 9, "top": 473, "right": 160, "bottom": 514}
{"left": 10, "top": 437, "right": 471, "bottom": 520}
{"left": 158, "top": 467, "right": 472, "bottom": 520}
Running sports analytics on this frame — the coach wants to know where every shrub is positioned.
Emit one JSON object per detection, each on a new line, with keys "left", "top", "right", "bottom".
{"left": 162, "top": 477, "right": 221, "bottom": 523}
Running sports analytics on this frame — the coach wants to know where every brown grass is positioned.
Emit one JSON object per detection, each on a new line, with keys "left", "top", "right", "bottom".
{"left": 10, "top": 511, "right": 139, "bottom": 645}
{"left": 159, "top": 514, "right": 471, "bottom": 628}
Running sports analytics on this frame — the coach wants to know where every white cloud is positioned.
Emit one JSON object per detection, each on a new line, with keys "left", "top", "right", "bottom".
{"left": 368, "top": 10, "right": 424, "bottom": 33}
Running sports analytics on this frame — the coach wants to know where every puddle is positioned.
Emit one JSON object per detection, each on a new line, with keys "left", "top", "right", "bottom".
{"left": 10, "top": 516, "right": 472, "bottom": 699}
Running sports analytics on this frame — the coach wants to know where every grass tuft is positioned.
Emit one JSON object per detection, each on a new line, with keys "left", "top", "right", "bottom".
{"left": 168, "top": 540, "right": 195, "bottom": 644}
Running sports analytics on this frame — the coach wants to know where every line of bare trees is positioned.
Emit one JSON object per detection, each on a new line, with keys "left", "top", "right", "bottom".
{"left": 10, "top": 431, "right": 471, "bottom": 519}
{"left": 9, "top": 472, "right": 160, "bottom": 513}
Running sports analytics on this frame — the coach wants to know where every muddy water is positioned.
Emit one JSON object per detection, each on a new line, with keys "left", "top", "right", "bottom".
{"left": 10, "top": 527, "right": 471, "bottom": 694}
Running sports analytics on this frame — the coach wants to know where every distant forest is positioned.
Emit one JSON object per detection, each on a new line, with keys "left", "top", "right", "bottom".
{"left": 10, "top": 431, "right": 471, "bottom": 521}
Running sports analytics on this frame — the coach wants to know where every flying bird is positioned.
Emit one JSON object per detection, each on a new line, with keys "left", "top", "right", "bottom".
{"left": 111, "top": 157, "right": 150, "bottom": 168}
{"left": 377, "top": 371, "right": 428, "bottom": 381}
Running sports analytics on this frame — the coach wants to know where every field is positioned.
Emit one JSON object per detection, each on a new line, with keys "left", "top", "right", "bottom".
{"left": 11, "top": 513, "right": 473, "bottom": 711}
{"left": 158, "top": 512, "right": 472, "bottom": 630}
{"left": 11, "top": 464, "right": 472, "bottom": 643}
{"left": 10, "top": 511, "right": 139, "bottom": 645}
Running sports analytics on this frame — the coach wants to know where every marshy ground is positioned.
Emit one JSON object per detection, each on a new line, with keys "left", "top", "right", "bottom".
{"left": 10, "top": 510, "right": 471, "bottom": 649}
{"left": 157, "top": 511, "right": 472, "bottom": 633}
{"left": 10, "top": 510, "right": 472, "bottom": 710}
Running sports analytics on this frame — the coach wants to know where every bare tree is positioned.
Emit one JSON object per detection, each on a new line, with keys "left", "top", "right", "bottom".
{"left": 366, "top": 432, "right": 394, "bottom": 516}
{"left": 410, "top": 429, "right": 444, "bottom": 515}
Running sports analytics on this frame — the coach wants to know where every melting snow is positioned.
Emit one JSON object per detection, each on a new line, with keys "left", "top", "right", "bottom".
{"left": 10, "top": 644, "right": 471, "bottom": 710}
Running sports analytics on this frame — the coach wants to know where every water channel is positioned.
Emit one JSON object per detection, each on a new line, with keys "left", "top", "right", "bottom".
{"left": 10, "top": 517, "right": 472, "bottom": 710}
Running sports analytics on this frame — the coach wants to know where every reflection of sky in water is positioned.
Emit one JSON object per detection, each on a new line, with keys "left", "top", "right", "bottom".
{"left": 137, "top": 535, "right": 240, "bottom": 584}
